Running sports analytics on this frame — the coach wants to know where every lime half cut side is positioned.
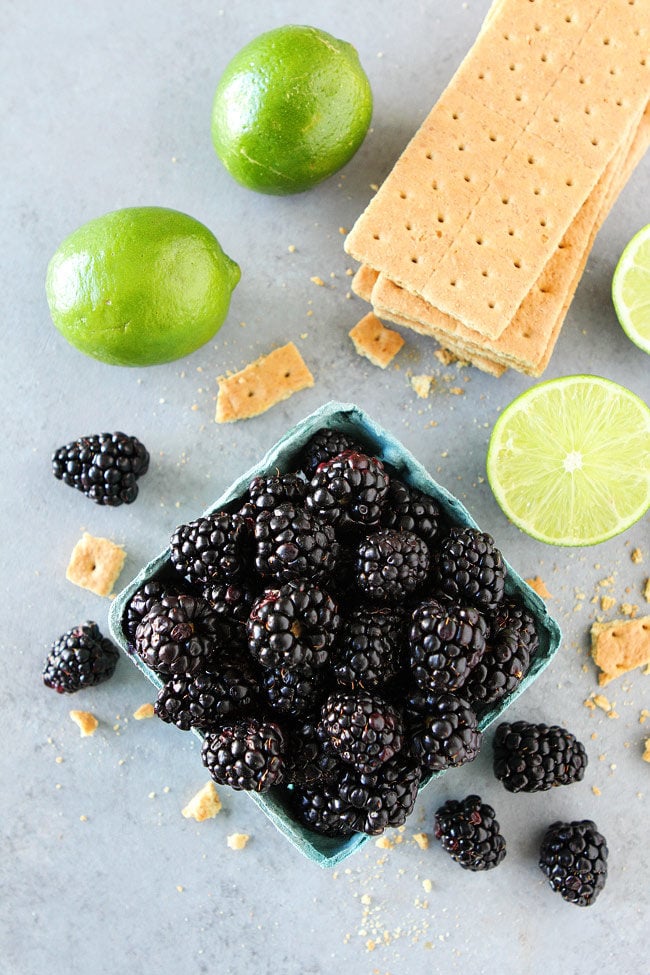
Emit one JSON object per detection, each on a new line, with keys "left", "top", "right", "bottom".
{"left": 487, "top": 375, "right": 650, "bottom": 546}
{"left": 612, "top": 223, "right": 650, "bottom": 355}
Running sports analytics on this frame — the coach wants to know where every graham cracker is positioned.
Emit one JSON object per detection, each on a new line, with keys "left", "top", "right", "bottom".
{"left": 349, "top": 312, "right": 405, "bottom": 368}
{"left": 591, "top": 615, "right": 650, "bottom": 686}
{"left": 215, "top": 342, "right": 314, "bottom": 423}
{"left": 66, "top": 532, "right": 126, "bottom": 597}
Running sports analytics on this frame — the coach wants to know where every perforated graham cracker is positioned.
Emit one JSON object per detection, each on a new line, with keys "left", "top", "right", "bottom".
{"left": 591, "top": 615, "right": 650, "bottom": 686}
{"left": 349, "top": 312, "right": 405, "bottom": 368}
{"left": 215, "top": 342, "right": 314, "bottom": 423}
{"left": 66, "top": 532, "right": 126, "bottom": 597}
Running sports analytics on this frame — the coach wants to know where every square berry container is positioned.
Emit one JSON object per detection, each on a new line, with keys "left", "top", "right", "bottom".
{"left": 109, "top": 401, "right": 561, "bottom": 868}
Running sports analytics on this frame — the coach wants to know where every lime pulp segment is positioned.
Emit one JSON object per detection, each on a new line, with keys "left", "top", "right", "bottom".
{"left": 486, "top": 375, "right": 650, "bottom": 546}
{"left": 612, "top": 224, "right": 650, "bottom": 355}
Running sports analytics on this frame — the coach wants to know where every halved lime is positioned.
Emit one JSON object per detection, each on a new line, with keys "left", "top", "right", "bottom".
{"left": 612, "top": 224, "right": 650, "bottom": 355}
{"left": 487, "top": 375, "right": 650, "bottom": 546}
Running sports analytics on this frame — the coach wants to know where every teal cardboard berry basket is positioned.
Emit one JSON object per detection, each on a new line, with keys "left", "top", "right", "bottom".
{"left": 109, "top": 401, "right": 562, "bottom": 868}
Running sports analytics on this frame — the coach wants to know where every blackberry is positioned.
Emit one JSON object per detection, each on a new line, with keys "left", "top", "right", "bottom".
{"left": 333, "top": 607, "right": 403, "bottom": 690}
{"left": 464, "top": 601, "right": 539, "bottom": 708}
{"left": 380, "top": 479, "right": 442, "bottom": 544}
{"left": 493, "top": 721, "right": 588, "bottom": 793}
{"left": 52, "top": 432, "right": 149, "bottom": 506}
{"left": 123, "top": 579, "right": 175, "bottom": 645}
{"left": 407, "top": 691, "right": 482, "bottom": 772}
{"left": 408, "top": 598, "right": 488, "bottom": 694}
{"left": 134, "top": 593, "right": 224, "bottom": 676}
{"left": 430, "top": 527, "right": 506, "bottom": 612}
{"left": 247, "top": 579, "right": 340, "bottom": 672}
{"left": 201, "top": 717, "right": 286, "bottom": 792}
{"left": 43, "top": 621, "right": 119, "bottom": 693}
{"left": 170, "top": 511, "right": 251, "bottom": 588}
{"left": 305, "top": 450, "right": 389, "bottom": 530}
{"left": 202, "top": 579, "right": 256, "bottom": 625}
{"left": 299, "top": 428, "right": 364, "bottom": 476}
{"left": 338, "top": 757, "right": 422, "bottom": 835}
{"left": 154, "top": 660, "right": 260, "bottom": 730}
{"left": 320, "top": 691, "right": 404, "bottom": 773}
{"left": 254, "top": 503, "right": 339, "bottom": 583}
{"left": 435, "top": 795, "right": 506, "bottom": 871}
{"left": 262, "top": 666, "right": 325, "bottom": 717}
{"left": 285, "top": 718, "right": 342, "bottom": 787}
{"left": 539, "top": 820, "right": 608, "bottom": 906}
{"left": 356, "top": 529, "right": 430, "bottom": 604}
{"left": 293, "top": 777, "right": 361, "bottom": 837}
{"left": 240, "top": 472, "right": 307, "bottom": 518}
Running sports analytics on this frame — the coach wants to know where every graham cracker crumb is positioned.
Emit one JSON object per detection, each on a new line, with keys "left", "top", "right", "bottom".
{"left": 620, "top": 602, "right": 639, "bottom": 618}
{"left": 133, "top": 703, "right": 155, "bottom": 720}
{"left": 412, "top": 832, "right": 429, "bottom": 850}
{"left": 449, "top": 386, "right": 464, "bottom": 396}
{"left": 227, "top": 832, "right": 250, "bottom": 850}
{"left": 410, "top": 375, "right": 434, "bottom": 399}
{"left": 640, "top": 709, "right": 649, "bottom": 724}
{"left": 310, "top": 276, "right": 325, "bottom": 286}
{"left": 182, "top": 782, "right": 222, "bottom": 822}
{"left": 69, "top": 710, "right": 98, "bottom": 737}
{"left": 525, "top": 576, "right": 552, "bottom": 599}
{"left": 631, "top": 547, "right": 643, "bottom": 564}
{"left": 375, "top": 835, "right": 394, "bottom": 849}
{"left": 592, "top": 786, "right": 602, "bottom": 796}
{"left": 434, "top": 348, "right": 458, "bottom": 366}
{"left": 643, "top": 740, "right": 650, "bottom": 763}
{"left": 593, "top": 694, "right": 612, "bottom": 711}
{"left": 422, "top": 878, "right": 433, "bottom": 893}
{"left": 600, "top": 595, "right": 617, "bottom": 611}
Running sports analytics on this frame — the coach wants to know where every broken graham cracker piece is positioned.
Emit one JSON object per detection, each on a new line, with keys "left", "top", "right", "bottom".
{"left": 69, "top": 710, "right": 98, "bottom": 737}
{"left": 182, "top": 782, "right": 222, "bottom": 822}
{"left": 133, "top": 703, "right": 155, "bottom": 720}
{"left": 349, "top": 312, "right": 404, "bottom": 368}
{"left": 66, "top": 532, "right": 126, "bottom": 597}
{"left": 590, "top": 615, "right": 650, "bottom": 686}
{"left": 216, "top": 342, "right": 314, "bottom": 423}
{"left": 227, "top": 832, "right": 250, "bottom": 850}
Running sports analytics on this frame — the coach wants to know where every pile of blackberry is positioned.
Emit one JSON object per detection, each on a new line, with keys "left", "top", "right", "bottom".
{"left": 123, "top": 427, "right": 540, "bottom": 837}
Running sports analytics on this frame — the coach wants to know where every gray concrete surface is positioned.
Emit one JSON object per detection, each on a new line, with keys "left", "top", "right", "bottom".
{"left": 2, "top": 2, "right": 648, "bottom": 973}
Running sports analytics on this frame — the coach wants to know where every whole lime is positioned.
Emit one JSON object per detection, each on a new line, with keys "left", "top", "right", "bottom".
{"left": 46, "top": 207, "right": 241, "bottom": 366}
{"left": 211, "top": 24, "right": 373, "bottom": 195}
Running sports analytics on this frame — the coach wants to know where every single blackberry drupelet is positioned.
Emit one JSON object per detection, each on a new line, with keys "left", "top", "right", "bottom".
{"left": 154, "top": 660, "right": 260, "bottom": 730}
{"left": 338, "top": 757, "right": 422, "bottom": 835}
{"left": 305, "top": 450, "right": 390, "bottom": 530}
{"left": 170, "top": 511, "right": 251, "bottom": 588}
{"left": 430, "top": 527, "right": 506, "bottom": 612}
{"left": 539, "top": 820, "right": 608, "bottom": 906}
{"left": 299, "top": 428, "right": 364, "bottom": 476}
{"left": 493, "top": 721, "right": 588, "bottom": 793}
{"left": 43, "top": 621, "right": 119, "bottom": 693}
{"left": 406, "top": 691, "right": 482, "bottom": 771}
{"left": 134, "top": 593, "right": 224, "bottom": 676}
{"left": 247, "top": 579, "right": 340, "bottom": 672}
{"left": 408, "top": 598, "right": 488, "bottom": 694}
{"left": 52, "top": 432, "right": 149, "bottom": 506}
{"left": 380, "top": 478, "right": 442, "bottom": 544}
{"left": 435, "top": 795, "right": 507, "bottom": 871}
{"left": 240, "top": 472, "right": 307, "bottom": 518}
{"left": 262, "top": 665, "right": 325, "bottom": 717}
{"left": 254, "top": 503, "right": 339, "bottom": 583}
{"left": 201, "top": 717, "right": 286, "bottom": 792}
{"left": 333, "top": 607, "right": 403, "bottom": 690}
{"left": 355, "top": 529, "right": 430, "bottom": 604}
{"left": 464, "top": 601, "right": 539, "bottom": 708}
{"left": 320, "top": 691, "right": 404, "bottom": 773}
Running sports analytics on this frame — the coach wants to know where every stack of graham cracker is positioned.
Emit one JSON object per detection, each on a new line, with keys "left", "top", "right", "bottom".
{"left": 345, "top": 0, "right": 650, "bottom": 377}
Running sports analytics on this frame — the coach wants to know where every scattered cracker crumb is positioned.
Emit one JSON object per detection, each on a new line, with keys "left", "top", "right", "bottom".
{"left": 133, "top": 703, "right": 155, "bottom": 720}
{"left": 592, "top": 786, "right": 602, "bottom": 796}
{"left": 600, "top": 595, "right": 617, "bottom": 611}
{"left": 370, "top": 183, "right": 379, "bottom": 191}
{"left": 631, "top": 548, "right": 643, "bottom": 564}
{"left": 422, "top": 879, "right": 433, "bottom": 893}
{"left": 338, "top": 227, "right": 347, "bottom": 235}
{"left": 349, "top": 312, "right": 405, "bottom": 369}
{"left": 310, "top": 276, "right": 324, "bottom": 286}
{"left": 449, "top": 386, "right": 464, "bottom": 396}
{"left": 411, "top": 375, "right": 434, "bottom": 399}
{"left": 366, "top": 940, "right": 376, "bottom": 952}
{"left": 69, "top": 710, "right": 98, "bottom": 737}
{"left": 65, "top": 532, "right": 126, "bottom": 597}
{"left": 360, "top": 893, "right": 372, "bottom": 905}
{"left": 182, "top": 782, "right": 222, "bottom": 822}
{"left": 176, "top": 885, "right": 184, "bottom": 893}
{"left": 55, "top": 756, "right": 64, "bottom": 764}
{"left": 148, "top": 792, "right": 156, "bottom": 799}
{"left": 375, "top": 835, "right": 394, "bottom": 849}
{"left": 607, "top": 710, "right": 619, "bottom": 719}
{"left": 640, "top": 710, "right": 649, "bottom": 724}
{"left": 525, "top": 576, "right": 552, "bottom": 600}
{"left": 643, "top": 740, "right": 650, "bottom": 763}
{"left": 287, "top": 244, "right": 296, "bottom": 253}
{"left": 412, "top": 832, "right": 429, "bottom": 850}
{"left": 227, "top": 833, "right": 250, "bottom": 851}
{"left": 434, "top": 348, "right": 458, "bottom": 366}
{"left": 620, "top": 602, "right": 639, "bottom": 618}
{"left": 79, "top": 815, "right": 88, "bottom": 822}
{"left": 593, "top": 694, "right": 612, "bottom": 711}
